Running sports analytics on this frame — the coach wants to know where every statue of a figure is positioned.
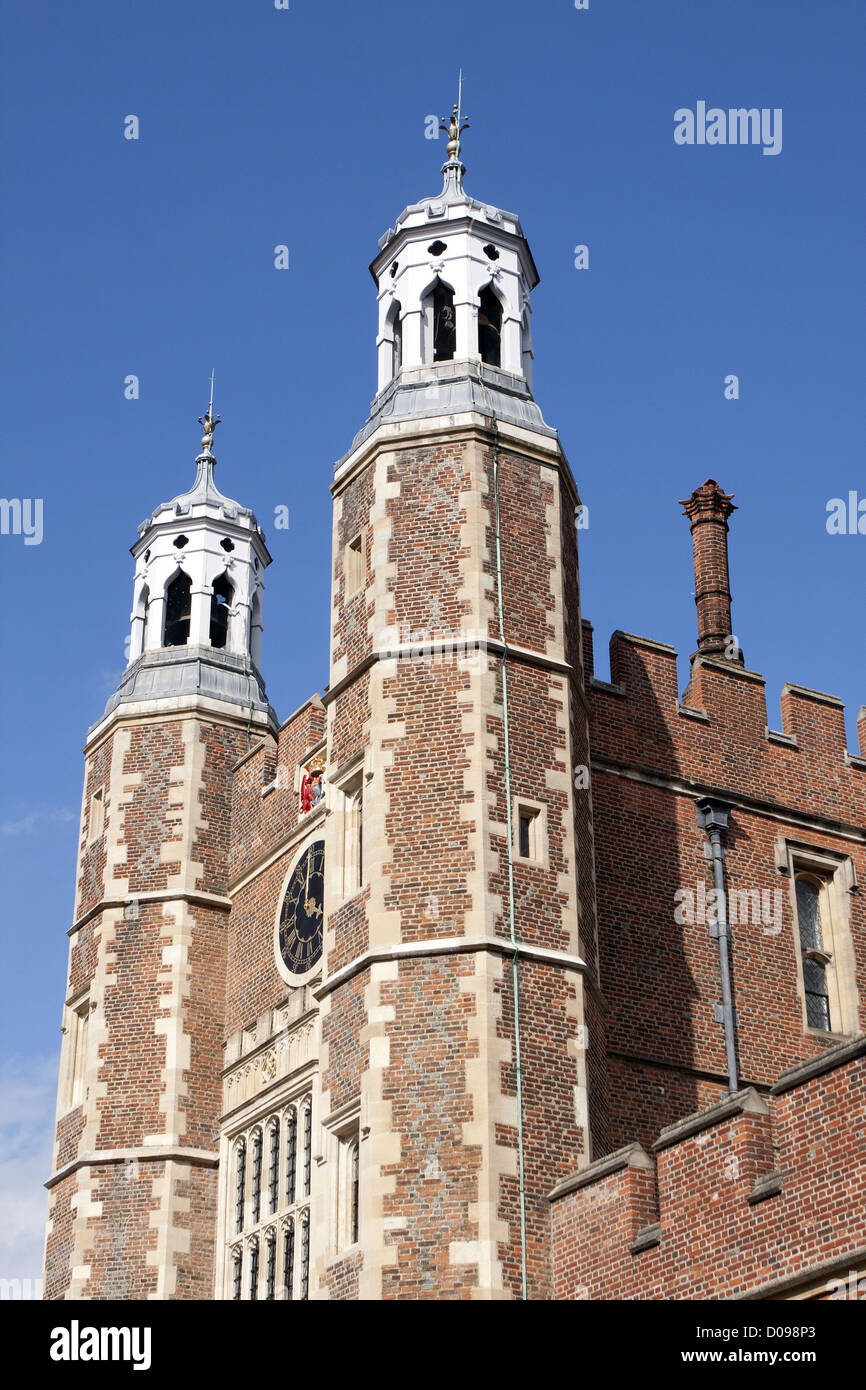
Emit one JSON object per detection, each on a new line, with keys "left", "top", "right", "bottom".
{"left": 301, "top": 764, "right": 325, "bottom": 814}
{"left": 198, "top": 406, "right": 221, "bottom": 452}
{"left": 440, "top": 103, "right": 469, "bottom": 160}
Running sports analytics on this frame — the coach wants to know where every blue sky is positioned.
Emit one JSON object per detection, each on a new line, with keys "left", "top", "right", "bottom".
{"left": 1, "top": 0, "right": 864, "bottom": 1285}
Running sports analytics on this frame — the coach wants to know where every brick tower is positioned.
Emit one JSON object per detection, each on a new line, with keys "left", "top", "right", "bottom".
{"left": 315, "top": 130, "right": 606, "bottom": 1299}
{"left": 43, "top": 403, "right": 278, "bottom": 1298}
{"left": 45, "top": 131, "right": 609, "bottom": 1303}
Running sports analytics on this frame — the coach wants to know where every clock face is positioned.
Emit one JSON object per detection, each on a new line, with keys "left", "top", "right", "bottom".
{"left": 278, "top": 841, "right": 325, "bottom": 977}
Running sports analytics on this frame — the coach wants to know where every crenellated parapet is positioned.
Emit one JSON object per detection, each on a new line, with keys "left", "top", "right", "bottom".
{"left": 584, "top": 625, "right": 866, "bottom": 823}
{"left": 551, "top": 1035, "right": 866, "bottom": 1300}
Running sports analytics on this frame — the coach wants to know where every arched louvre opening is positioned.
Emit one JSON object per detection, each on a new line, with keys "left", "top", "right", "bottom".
{"left": 134, "top": 582, "right": 150, "bottom": 655}
{"left": 163, "top": 571, "right": 192, "bottom": 647}
{"left": 209, "top": 573, "right": 233, "bottom": 650}
{"left": 250, "top": 588, "right": 263, "bottom": 667}
{"left": 478, "top": 285, "right": 502, "bottom": 366}
{"left": 428, "top": 279, "right": 456, "bottom": 362}
{"left": 390, "top": 300, "right": 403, "bottom": 378}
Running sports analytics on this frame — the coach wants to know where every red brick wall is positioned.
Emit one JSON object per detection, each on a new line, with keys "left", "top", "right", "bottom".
{"left": 551, "top": 1041, "right": 866, "bottom": 1299}
{"left": 225, "top": 698, "right": 325, "bottom": 1034}
{"left": 321, "top": 1250, "right": 362, "bottom": 1301}
{"left": 46, "top": 713, "right": 248, "bottom": 1299}
{"left": 588, "top": 629, "right": 866, "bottom": 1151}
{"left": 325, "top": 430, "right": 603, "bottom": 1298}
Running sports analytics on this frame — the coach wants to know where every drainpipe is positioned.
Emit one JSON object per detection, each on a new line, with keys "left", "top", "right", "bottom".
{"left": 695, "top": 798, "right": 739, "bottom": 1095}
{"left": 491, "top": 414, "right": 529, "bottom": 1302}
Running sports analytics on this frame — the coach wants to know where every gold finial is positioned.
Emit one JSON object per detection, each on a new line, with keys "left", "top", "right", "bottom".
{"left": 198, "top": 370, "right": 220, "bottom": 453}
{"left": 440, "top": 69, "right": 469, "bottom": 165}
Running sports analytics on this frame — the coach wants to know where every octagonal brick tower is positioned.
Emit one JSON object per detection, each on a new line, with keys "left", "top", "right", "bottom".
{"left": 317, "top": 140, "right": 607, "bottom": 1299}
{"left": 44, "top": 408, "right": 278, "bottom": 1299}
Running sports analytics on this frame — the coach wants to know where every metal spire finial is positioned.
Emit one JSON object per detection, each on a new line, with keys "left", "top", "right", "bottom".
{"left": 198, "top": 369, "right": 220, "bottom": 454}
{"left": 440, "top": 70, "right": 469, "bottom": 179}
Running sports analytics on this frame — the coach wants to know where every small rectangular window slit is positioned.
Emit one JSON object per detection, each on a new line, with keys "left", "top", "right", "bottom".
{"left": 514, "top": 801, "right": 545, "bottom": 864}
{"left": 345, "top": 533, "right": 364, "bottom": 596}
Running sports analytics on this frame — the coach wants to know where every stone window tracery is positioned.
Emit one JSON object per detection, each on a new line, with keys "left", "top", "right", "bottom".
{"left": 227, "top": 1096, "right": 312, "bottom": 1300}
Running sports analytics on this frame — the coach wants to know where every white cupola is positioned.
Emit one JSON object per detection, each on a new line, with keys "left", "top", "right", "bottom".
{"left": 100, "top": 402, "right": 277, "bottom": 728}
{"left": 343, "top": 108, "right": 557, "bottom": 459}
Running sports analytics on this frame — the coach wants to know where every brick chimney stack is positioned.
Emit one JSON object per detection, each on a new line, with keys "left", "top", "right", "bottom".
{"left": 680, "top": 479, "right": 742, "bottom": 663}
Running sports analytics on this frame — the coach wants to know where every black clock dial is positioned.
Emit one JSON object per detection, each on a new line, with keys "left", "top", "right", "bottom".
{"left": 278, "top": 841, "right": 325, "bottom": 976}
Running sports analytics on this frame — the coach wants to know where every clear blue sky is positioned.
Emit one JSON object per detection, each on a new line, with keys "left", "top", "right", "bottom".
{"left": 1, "top": 0, "right": 864, "bottom": 1283}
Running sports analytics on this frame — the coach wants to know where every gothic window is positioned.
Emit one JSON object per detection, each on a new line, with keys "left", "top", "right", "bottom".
{"left": 300, "top": 1213, "right": 310, "bottom": 1300}
{"left": 265, "top": 1229, "right": 276, "bottom": 1301}
{"left": 234, "top": 1138, "right": 246, "bottom": 1235}
{"left": 163, "top": 571, "right": 192, "bottom": 647}
{"left": 251, "top": 1129, "right": 263, "bottom": 1225}
{"left": 795, "top": 877, "right": 832, "bottom": 1031}
{"left": 478, "top": 285, "right": 502, "bottom": 366}
{"left": 283, "top": 1218, "right": 295, "bottom": 1301}
{"left": 268, "top": 1119, "right": 280, "bottom": 1215}
{"left": 226, "top": 1093, "right": 312, "bottom": 1300}
{"left": 285, "top": 1106, "right": 297, "bottom": 1204}
{"left": 351, "top": 1140, "right": 360, "bottom": 1245}
{"left": 209, "top": 573, "right": 233, "bottom": 650}
{"left": 303, "top": 1103, "right": 312, "bottom": 1199}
